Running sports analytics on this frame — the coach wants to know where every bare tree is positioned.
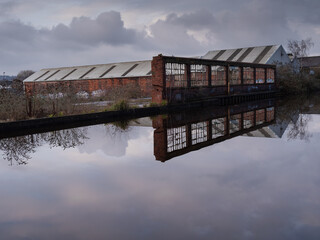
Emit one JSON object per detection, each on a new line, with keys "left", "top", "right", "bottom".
{"left": 16, "top": 70, "right": 35, "bottom": 81}
{"left": 287, "top": 38, "right": 314, "bottom": 72}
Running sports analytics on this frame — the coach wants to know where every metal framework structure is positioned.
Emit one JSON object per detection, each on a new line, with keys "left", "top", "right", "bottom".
{"left": 152, "top": 55, "right": 277, "bottom": 104}
{"left": 153, "top": 100, "right": 276, "bottom": 161}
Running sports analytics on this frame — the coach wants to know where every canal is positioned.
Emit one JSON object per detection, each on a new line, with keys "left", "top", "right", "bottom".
{"left": 0, "top": 96, "right": 319, "bottom": 239}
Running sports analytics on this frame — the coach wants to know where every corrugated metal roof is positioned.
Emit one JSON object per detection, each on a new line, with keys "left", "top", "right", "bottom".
{"left": 202, "top": 45, "right": 281, "bottom": 64}
{"left": 243, "top": 126, "right": 279, "bottom": 138}
{"left": 24, "top": 60, "right": 152, "bottom": 82}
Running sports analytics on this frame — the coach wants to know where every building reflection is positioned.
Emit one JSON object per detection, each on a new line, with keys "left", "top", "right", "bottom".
{"left": 1, "top": 97, "right": 311, "bottom": 165}
{"left": 153, "top": 99, "right": 276, "bottom": 162}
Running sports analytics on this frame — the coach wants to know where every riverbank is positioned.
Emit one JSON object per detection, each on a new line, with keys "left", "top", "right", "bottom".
{"left": 0, "top": 93, "right": 279, "bottom": 139}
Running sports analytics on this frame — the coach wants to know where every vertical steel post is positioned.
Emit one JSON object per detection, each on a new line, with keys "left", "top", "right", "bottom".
{"left": 226, "top": 65, "right": 230, "bottom": 95}
{"left": 186, "top": 64, "right": 191, "bottom": 88}
{"left": 207, "top": 65, "right": 212, "bottom": 87}
{"left": 264, "top": 68, "right": 267, "bottom": 84}
{"left": 241, "top": 67, "right": 244, "bottom": 85}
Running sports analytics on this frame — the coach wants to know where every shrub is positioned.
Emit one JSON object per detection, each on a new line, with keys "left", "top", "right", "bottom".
{"left": 277, "top": 65, "right": 320, "bottom": 94}
{"left": 109, "top": 100, "right": 130, "bottom": 111}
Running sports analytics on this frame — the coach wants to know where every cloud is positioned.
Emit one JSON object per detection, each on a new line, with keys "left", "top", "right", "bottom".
{"left": 0, "top": 11, "right": 151, "bottom": 74}
{"left": 0, "top": 1, "right": 320, "bottom": 75}
{"left": 50, "top": 11, "right": 138, "bottom": 46}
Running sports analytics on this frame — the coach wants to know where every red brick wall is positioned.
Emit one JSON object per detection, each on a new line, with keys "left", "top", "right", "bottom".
{"left": 24, "top": 76, "right": 152, "bottom": 97}
{"left": 151, "top": 55, "right": 166, "bottom": 104}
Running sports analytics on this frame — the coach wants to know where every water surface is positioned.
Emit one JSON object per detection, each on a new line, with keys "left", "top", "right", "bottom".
{"left": 0, "top": 97, "right": 320, "bottom": 239}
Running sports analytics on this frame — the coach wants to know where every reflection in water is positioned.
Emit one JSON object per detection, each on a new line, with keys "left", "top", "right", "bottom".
{"left": 153, "top": 100, "right": 276, "bottom": 161}
{"left": 276, "top": 96, "right": 314, "bottom": 141}
{"left": 0, "top": 97, "right": 320, "bottom": 239}
{"left": 0, "top": 128, "right": 88, "bottom": 165}
{"left": 0, "top": 97, "right": 316, "bottom": 165}
{"left": 287, "top": 114, "right": 312, "bottom": 141}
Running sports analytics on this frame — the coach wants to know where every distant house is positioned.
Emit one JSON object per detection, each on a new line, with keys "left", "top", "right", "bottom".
{"left": 298, "top": 56, "right": 320, "bottom": 74}
{"left": 202, "top": 45, "right": 291, "bottom": 65}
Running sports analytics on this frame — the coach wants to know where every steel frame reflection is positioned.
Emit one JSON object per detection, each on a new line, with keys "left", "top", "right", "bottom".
{"left": 153, "top": 100, "right": 275, "bottom": 162}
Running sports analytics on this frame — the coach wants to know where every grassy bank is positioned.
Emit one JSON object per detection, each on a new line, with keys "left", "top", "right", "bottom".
{"left": 0, "top": 84, "right": 147, "bottom": 122}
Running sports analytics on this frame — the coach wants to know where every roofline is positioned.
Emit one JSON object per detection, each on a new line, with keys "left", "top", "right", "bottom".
{"left": 39, "top": 60, "right": 151, "bottom": 71}
{"left": 205, "top": 44, "right": 281, "bottom": 54}
{"left": 297, "top": 56, "right": 320, "bottom": 59}
{"left": 24, "top": 74, "right": 152, "bottom": 83}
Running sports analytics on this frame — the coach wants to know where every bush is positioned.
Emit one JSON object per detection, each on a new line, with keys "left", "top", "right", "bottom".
{"left": 277, "top": 65, "right": 320, "bottom": 94}
{"left": 109, "top": 100, "right": 130, "bottom": 111}
{"left": 0, "top": 90, "right": 27, "bottom": 121}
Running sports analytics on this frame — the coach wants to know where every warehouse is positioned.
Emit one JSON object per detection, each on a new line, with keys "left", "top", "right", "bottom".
{"left": 24, "top": 45, "right": 289, "bottom": 98}
{"left": 24, "top": 60, "right": 152, "bottom": 96}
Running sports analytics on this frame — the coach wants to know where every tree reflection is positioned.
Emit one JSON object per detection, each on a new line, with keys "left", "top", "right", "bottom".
{"left": 0, "top": 128, "right": 88, "bottom": 165}
{"left": 287, "top": 114, "right": 312, "bottom": 141}
{"left": 0, "top": 135, "right": 40, "bottom": 165}
{"left": 41, "top": 128, "right": 88, "bottom": 149}
{"left": 276, "top": 96, "right": 313, "bottom": 141}
{"left": 106, "top": 121, "right": 131, "bottom": 137}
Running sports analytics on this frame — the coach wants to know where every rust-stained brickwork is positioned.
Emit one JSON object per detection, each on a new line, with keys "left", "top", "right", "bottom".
{"left": 25, "top": 76, "right": 152, "bottom": 97}
{"left": 25, "top": 54, "right": 276, "bottom": 104}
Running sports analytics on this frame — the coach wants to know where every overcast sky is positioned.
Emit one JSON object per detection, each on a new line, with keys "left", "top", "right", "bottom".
{"left": 0, "top": 0, "right": 319, "bottom": 75}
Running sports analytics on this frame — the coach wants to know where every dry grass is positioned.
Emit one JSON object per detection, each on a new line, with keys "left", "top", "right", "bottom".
{"left": 0, "top": 83, "right": 144, "bottom": 122}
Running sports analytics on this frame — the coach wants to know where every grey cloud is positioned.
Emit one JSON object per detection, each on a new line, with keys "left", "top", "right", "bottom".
{"left": 163, "top": 11, "right": 217, "bottom": 30}
{"left": 0, "top": 1, "right": 17, "bottom": 18}
{"left": 0, "top": 11, "right": 140, "bottom": 51}
{"left": 147, "top": 15, "right": 206, "bottom": 55}
{"left": 0, "top": 20, "right": 37, "bottom": 51}
{"left": 0, "top": 11, "right": 150, "bottom": 74}
{"left": 146, "top": 5, "right": 298, "bottom": 53}
{"left": 51, "top": 11, "right": 138, "bottom": 46}
{"left": 1, "top": 0, "right": 320, "bottom": 75}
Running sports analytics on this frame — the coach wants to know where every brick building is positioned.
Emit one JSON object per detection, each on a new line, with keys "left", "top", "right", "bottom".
{"left": 298, "top": 56, "right": 320, "bottom": 74}
{"left": 24, "top": 45, "right": 289, "bottom": 99}
{"left": 24, "top": 60, "right": 153, "bottom": 96}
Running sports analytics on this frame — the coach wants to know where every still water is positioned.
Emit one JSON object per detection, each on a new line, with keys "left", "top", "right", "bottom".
{"left": 0, "top": 97, "right": 320, "bottom": 239}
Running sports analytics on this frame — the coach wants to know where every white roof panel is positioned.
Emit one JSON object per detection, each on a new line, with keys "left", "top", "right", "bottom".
{"left": 104, "top": 62, "right": 137, "bottom": 78}
{"left": 64, "top": 66, "right": 96, "bottom": 80}
{"left": 24, "top": 69, "right": 50, "bottom": 82}
{"left": 125, "top": 61, "right": 151, "bottom": 77}
{"left": 36, "top": 69, "right": 59, "bottom": 81}
{"left": 83, "top": 64, "right": 114, "bottom": 79}
{"left": 202, "top": 51, "right": 219, "bottom": 59}
{"left": 232, "top": 48, "right": 248, "bottom": 62}
{"left": 219, "top": 49, "right": 237, "bottom": 61}
{"left": 46, "top": 68, "right": 75, "bottom": 81}
{"left": 260, "top": 45, "right": 279, "bottom": 64}
{"left": 242, "top": 46, "right": 265, "bottom": 63}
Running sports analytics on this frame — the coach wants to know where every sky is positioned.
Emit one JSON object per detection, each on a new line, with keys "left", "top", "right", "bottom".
{"left": 0, "top": 0, "right": 319, "bottom": 75}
